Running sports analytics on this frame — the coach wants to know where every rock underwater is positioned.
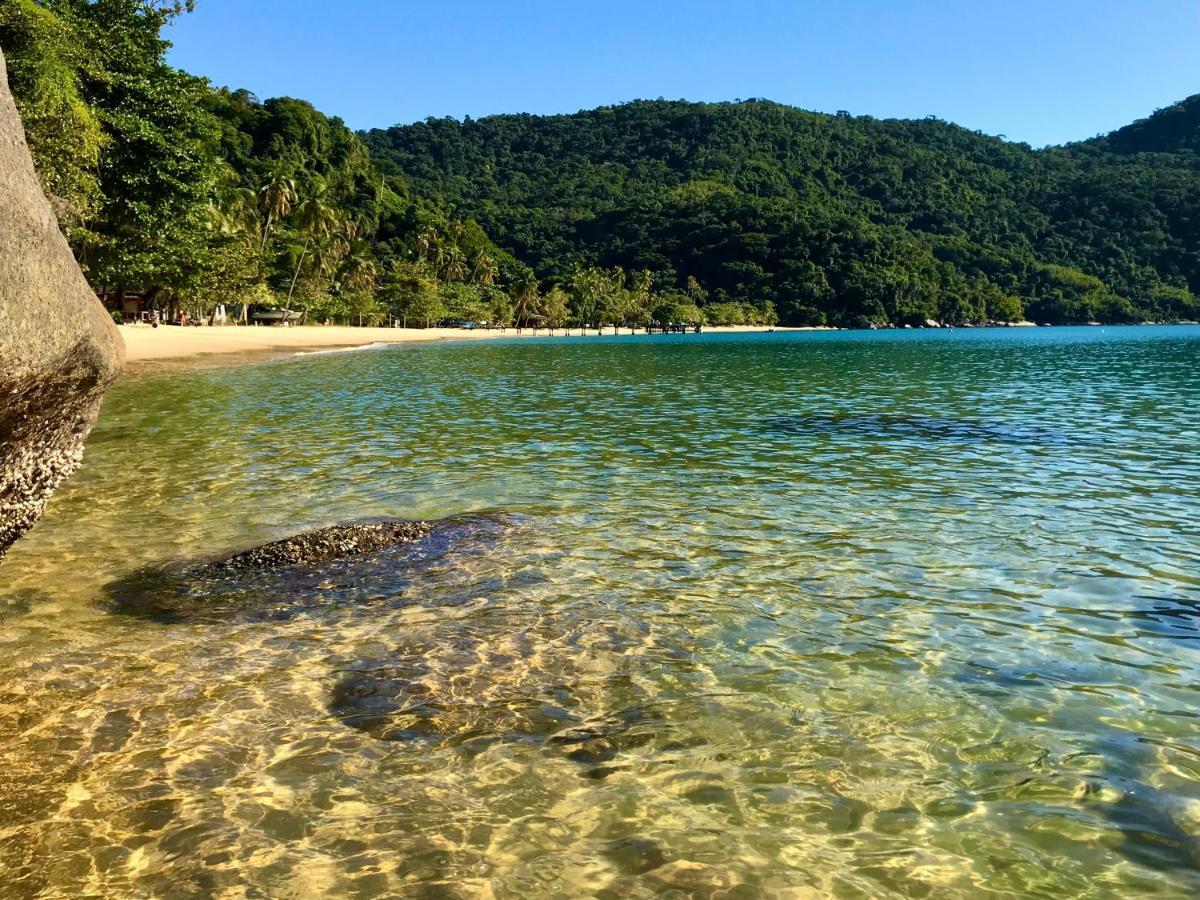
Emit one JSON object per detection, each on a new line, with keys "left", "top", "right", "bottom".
{"left": 0, "top": 47, "right": 125, "bottom": 559}
{"left": 198, "top": 520, "right": 435, "bottom": 572}
{"left": 102, "top": 514, "right": 513, "bottom": 624}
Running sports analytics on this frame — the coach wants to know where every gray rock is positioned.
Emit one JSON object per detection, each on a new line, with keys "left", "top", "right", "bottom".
{"left": 103, "top": 514, "right": 512, "bottom": 624}
{"left": 0, "top": 48, "right": 124, "bottom": 559}
{"left": 200, "top": 520, "right": 434, "bottom": 572}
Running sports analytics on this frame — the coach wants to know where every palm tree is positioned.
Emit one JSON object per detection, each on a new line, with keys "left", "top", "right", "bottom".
{"left": 338, "top": 249, "right": 379, "bottom": 325}
{"left": 207, "top": 173, "right": 264, "bottom": 322}
{"left": 470, "top": 251, "right": 498, "bottom": 285}
{"left": 211, "top": 169, "right": 259, "bottom": 239}
{"left": 596, "top": 266, "right": 626, "bottom": 334}
{"left": 570, "top": 267, "right": 601, "bottom": 334}
{"left": 413, "top": 225, "right": 441, "bottom": 265}
{"left": 443, "top": 245, "right": 468, "bottom": 282}
{"left": 511, "top": 270, "right": 541, "bottom": 332}
{"left": 338, "top": 248, "right": 378, "bottom": 294}
{"left": 286, "top": 183, "right": 341, "bottom": 309}
{"left": 258, "top": 168, "right": 297, "bottom": 251}
{"left": 542, "top": 285, "right": 570, "bottom": 335}
{"left": 628, "top": 269, "right": 654, "bottom": 332}
{"left": 309, "top": 234, "right": 345, "bottom": 281}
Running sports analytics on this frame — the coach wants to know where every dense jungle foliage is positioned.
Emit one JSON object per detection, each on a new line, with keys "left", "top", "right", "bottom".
{"left": 3, "top": 1, "right": 1198, "bottom": 328}
{"left": 366, "top": 97, "right": 1200, "bottom": 326}
{"left": 0, "top": 0, "right": 528, "bottom": 327}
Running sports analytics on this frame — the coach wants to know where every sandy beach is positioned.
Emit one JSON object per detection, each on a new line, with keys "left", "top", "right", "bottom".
{"left": 117, "top": 324, "right": 805, "bottom": 373}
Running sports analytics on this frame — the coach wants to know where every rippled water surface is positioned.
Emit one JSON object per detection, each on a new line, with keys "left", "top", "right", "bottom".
{"left": 3, "top": 327, "right": 1200, "bottom": 898}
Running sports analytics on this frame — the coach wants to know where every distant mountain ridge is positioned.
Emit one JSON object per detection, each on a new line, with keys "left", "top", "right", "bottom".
{"left": 1089, "top": 95, "right": 1200, "bottom": 155}
{"left": 365, "top": 95, "right": 1200, "bottom": 326}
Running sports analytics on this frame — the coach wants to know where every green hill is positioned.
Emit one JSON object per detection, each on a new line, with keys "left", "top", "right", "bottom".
{"left": 1093, "top": 95, "right": 1200, "bottom": 155}
{"left": 365, "top": 98, "right": 1200, "bottom": 326}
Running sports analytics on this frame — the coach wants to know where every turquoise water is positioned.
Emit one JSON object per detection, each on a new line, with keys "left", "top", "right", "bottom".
{"left": 2, "top": 326, "right": 1199, "bottom": 897}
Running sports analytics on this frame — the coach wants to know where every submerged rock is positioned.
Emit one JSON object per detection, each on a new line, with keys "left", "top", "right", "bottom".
{"left": 199, "top": 520, "right": 434, "bottom": 572}
{"left": 0, "top": 48, "right": 124, "bottom": 560}
{"left": 103, "top": 514, "right": 509, "bottom": 624}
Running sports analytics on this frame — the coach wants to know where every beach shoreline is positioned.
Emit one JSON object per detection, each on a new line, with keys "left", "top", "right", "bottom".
{"left": 116, "top": 324, "right": 823, "bottom": 375}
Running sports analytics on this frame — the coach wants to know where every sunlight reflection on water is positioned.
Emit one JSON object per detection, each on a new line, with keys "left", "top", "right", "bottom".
{"left": 2, "top": 326, "right": 1199, "bottom": 897}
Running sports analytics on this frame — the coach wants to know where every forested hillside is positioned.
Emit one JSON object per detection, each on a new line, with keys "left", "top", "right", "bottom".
{"left": 3, "top": 1, "right": 1197, "bottom": 328}
{"left": 366, "top": 98, "right": 1200, "bottom": 326}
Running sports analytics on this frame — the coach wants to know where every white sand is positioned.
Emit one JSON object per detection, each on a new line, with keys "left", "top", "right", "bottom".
{"left": 117, "top": 323, "right": 802, "bottom": 367}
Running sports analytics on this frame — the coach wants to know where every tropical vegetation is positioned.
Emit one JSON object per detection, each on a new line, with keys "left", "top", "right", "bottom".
{"left": 3, "top": 1, "right": 1199, "bottom": 329}
{"left": 366, "top": 97, "right": 1200, "bottom": 327}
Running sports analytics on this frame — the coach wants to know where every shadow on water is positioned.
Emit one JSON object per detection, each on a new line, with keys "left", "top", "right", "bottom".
{"left": 765, "top": 413, "right": 1092, "bottom": 446}
{"left": 101, "top": 513, "right": 517, "bottom": 625}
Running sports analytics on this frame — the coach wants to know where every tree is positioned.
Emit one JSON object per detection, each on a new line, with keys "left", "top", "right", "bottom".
{"left": 569, "top": 267, "right": 600, "bottom": 332}
{"left": 1147, "top": 284, "right": 1199, "bottom": 321}
{"left": 440, "top": 281, "right": 488, "bottom": 323}
{"left": 626, "top": 269, "right": 654, "bottom": 330}
{"left": 759, "top": 299, "right": 780, "bottom": 326}
{"left": 286, "top": 182, "right": 341, "bottom": 307}
{"left": 487, "top": 289, "right": 513, "bottom": 330}
{"left": 0, "top": 0, "right": 103, "bottom": 229}
{"left": 442, "top": 245, "right": 468, "bottom": 281}
{"left": 510, "top": 268, "right": 541, "bottom": 330}
{"left": 596, "top": 266, "right": 627, "bottom": 332}
{"left": 652, "top": 299, "right": 704, "bottom": 325}
{"left": 541, "top": 285, "right": 570, "bottom": 333}
{"left": 342, "top": 289, "right": 386, "bottom": 326}
{"left": 982, "top": 285, "right": 1024, "bottom": 323}
{"left": 334, "top": 246, "right": 379, "bottom": 324}
{"left": 380, "top": 261, "right": 440, "bottom": 327}
{"left": 470, "top": 251, "right": 498, "bottom": 285}
{"left": 414, "top": 225, "right": 443, "bottom": 267}
{"left": 64, "top": 3, "right": 228, "bottom": 307}
{"left": 702, "top": 302, "right": 744, "bottom": 326}
{"left": 259, "top": 166, "right": 297, "bottom": 250}
{"left": 4, "top": 0, "right": 525, "bottom": 328}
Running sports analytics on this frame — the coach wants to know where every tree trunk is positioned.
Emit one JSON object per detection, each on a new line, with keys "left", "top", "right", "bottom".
{"left": 286, "top": 237, "right": 312, "bottom": 306}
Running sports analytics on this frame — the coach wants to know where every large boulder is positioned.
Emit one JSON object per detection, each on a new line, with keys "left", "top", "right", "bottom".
{"left": 0, "top": 48, "right": 124, "bottom": 559}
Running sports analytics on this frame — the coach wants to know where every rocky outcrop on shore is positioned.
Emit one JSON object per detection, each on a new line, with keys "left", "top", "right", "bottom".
{"left": 0, "top": 48, "right": 124, "bottom": 559}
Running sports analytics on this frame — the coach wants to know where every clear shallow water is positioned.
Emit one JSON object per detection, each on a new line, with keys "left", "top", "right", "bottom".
{"left": 2, "top": 326, "right": 1199, "bottom": 898}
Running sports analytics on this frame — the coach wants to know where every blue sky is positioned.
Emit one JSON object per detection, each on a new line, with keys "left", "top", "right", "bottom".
{"left": 166, "top": 0, "right": 1199, "bottom": 146}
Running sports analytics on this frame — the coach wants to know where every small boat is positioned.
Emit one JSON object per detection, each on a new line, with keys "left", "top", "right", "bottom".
{"left": 251, "top": 308, "right": 302, "bottom": 325}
